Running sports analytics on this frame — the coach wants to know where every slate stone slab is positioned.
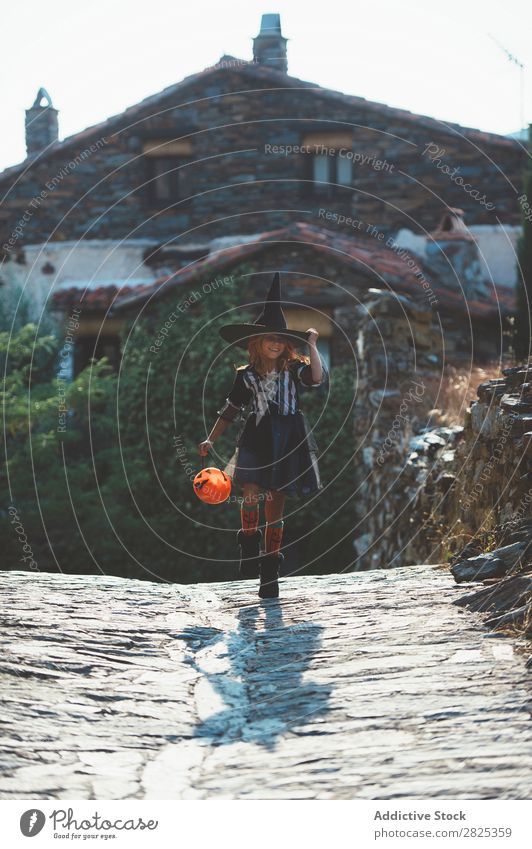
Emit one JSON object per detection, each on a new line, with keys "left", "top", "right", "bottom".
{"left": 0, "top": 566, "right": 531, "bottom": 800}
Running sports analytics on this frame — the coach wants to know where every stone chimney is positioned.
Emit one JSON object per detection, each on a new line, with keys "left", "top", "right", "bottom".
{"left": 253, "top": 13, "right": 287, "bottom": 73}
{"left": 25, "top": 88, "right": 58, "bottom": 157}
{"left": 426, "top": 208, "right": 488, "bottom": 298}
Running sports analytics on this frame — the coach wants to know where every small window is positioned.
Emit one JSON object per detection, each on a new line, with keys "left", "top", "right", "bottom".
{"left": 302, "top": 132, "right": 353, "bottom": 196}
{"left": 336, "top": 155, "right": 352, "bottom": 187}
{"left": 312, "top": 154, "right": 330, "bottom": 184}
{"left": 143, "top": 138, "right": 192, "bottom": 206}
{"left": 309, "top": 151, "right": 352, "bottom": 195}
{"left": 146, "top": 156, "right": 181, "bottom": 204}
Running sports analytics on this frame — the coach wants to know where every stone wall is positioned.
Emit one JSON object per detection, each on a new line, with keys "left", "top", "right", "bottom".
{"left": 353, "top": 325, "right": 532, "bottom": 633}
{"left": 0, "top": 67, "right": 525, "bottom": 252}
{"left": 407, "top": 364, "right": 532, "bottom": 566}
{"left": 352, "top": 289, "right": 455, "bottom": 568}
{"left": 349, "top": 288, "right": 530, "bottom": 572}
{"left": 442, "top": 368, "right": 532, "bottom": 637}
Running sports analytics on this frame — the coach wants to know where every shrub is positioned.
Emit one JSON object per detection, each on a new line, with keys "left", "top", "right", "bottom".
{"left": 3, "top": 278, "right": 357, "bottom": 581}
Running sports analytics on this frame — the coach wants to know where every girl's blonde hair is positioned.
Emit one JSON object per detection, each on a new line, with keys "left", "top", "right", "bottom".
{"left": 244, "top": 335, "right": 309, "bottom": 377}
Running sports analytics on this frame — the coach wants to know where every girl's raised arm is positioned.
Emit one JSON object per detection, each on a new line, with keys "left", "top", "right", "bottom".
{"left": 306, "top": 328, "right": 323, "bottom": 385}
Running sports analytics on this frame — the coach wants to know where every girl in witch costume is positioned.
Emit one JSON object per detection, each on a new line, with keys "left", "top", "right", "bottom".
{"left": 198, "top": 273, "right": 327, "bottom": 599}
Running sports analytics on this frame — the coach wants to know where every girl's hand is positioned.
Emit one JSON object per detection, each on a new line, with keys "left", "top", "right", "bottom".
{"left": 307, "top": 327, "right": 319, "bottom": 346}
{"left": 198, "top": 439, "right": 213, "bottom": 456}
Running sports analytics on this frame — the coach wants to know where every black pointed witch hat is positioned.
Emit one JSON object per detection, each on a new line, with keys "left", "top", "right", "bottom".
{"left": 218, "top": 273, "right": 310, "bottom": 349}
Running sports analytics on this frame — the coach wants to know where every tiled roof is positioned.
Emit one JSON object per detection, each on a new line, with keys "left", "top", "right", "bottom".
{"left": 51, "top": 222, "right": 516, "bottom": 320}
{"left": 1, "top": 58, "right": 523, "bottom": 183}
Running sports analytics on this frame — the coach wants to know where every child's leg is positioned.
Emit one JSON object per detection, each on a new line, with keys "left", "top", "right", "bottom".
{"left": 258, "top": 489, "right": 285, "bottom": 598}
{"left": 238, "top": 483, "right": 262, "bottom": 580}
{"left": 264, "top": 489, "right": 285, "bottom": 553}
{"left": 241, "top": 483, "right": 261, "bottom": 535}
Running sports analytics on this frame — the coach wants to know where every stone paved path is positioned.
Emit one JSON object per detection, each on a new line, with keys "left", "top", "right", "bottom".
{"left": 0, "top": 566, "right": 531, "bottom": 800}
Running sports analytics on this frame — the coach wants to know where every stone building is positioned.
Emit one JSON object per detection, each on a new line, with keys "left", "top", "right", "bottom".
{"left": 0, "top": 13, "right": 525, "bottom": 373}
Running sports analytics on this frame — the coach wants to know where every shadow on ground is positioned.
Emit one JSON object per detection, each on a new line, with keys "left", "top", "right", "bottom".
{"left": 177, "top": 601, "right": 332, "bottom": 749}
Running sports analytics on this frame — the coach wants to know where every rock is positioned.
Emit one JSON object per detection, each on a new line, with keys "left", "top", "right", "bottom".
{"left": 451, "top": 542, "right": 527, "bottom": 583}
{"left": 500, "top": 394, "right": 532, "bottom": 413}
{"left": 512, "top": 414, "right": 532, "bottom": 435}
{"left": 454, "top": 575, "right": 532, "bottom": 613}
{"left": 485, "top": 602, "right": 532, "bottom": 631}
{"left": 477, "top": 379, "right": 508, "bottom": 402}
{"left": 436, "top": 473, "right": 456, "bottom": 493}
{"left": 451, "top": 557, "right": 510, "bottom": 583}
{"left": 521, "top": 432, "right": 532, "bottom": 457}
{"left": 454, "top": 569, "right": 532, "bottom": 638}
{"left": 502, "top": 365, "right": 532, "bottom": 387}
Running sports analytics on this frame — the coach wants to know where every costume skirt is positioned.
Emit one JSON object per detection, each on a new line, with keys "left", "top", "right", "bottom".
{"left": 225, "top": 410, "right": 322, "bottom": 497}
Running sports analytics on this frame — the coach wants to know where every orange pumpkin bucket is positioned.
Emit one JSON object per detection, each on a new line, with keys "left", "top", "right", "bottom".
{"left": 193, "top": 460, "right": 232, "bottom": 505}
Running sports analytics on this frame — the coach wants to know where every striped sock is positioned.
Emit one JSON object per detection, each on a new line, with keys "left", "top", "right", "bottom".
{"left": 266, "top": 519, "right": 284, "bottom": 553}
{"left": 241, "top": 502, "right": 259, "bottom": 535}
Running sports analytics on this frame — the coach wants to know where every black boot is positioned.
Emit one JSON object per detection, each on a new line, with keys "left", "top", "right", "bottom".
{"left": 258, "top": 551, "right": 283, "bottom": 599}
{"left": 237, "top": 529, "right": 262, "bottom": 579}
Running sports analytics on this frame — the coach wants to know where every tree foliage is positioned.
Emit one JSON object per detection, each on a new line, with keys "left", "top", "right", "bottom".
{"left": 2, "top": 276, "right": 357, "bottom": 581}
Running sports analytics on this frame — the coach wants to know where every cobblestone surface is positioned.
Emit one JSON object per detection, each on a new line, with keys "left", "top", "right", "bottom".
{"left": 0, "top": 566, "right": 531, "bottom": 800}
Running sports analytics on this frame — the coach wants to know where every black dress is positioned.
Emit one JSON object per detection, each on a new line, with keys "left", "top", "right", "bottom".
{"left": 217, "top": 359, "right": 327, "bottom": 497}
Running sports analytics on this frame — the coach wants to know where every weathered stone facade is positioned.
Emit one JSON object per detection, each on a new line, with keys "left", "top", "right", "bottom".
{"left": 0, "top": 28, "right": 523, "bottom": 387}
{"left": 0, "top": 62, "right": 525, "bottom": 254}
{"left": 408, "top": 363, "right": 532, "bottom": 565}
{"left": 352, "top": 290, "right": 449, "bottom": 568}
{"left": 355, "top": 346, "right": 532, "bottom": 634}
{"left": 348, "top": 288, "right": 531, "bottom": 571}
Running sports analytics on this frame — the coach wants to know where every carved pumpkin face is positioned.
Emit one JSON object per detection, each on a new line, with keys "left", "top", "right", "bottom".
{"left": 193, "top": 467, "right": 232, "bottom": 504}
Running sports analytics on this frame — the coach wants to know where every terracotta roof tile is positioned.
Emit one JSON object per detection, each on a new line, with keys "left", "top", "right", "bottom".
{"left": 51, "top": 222, "right": 516, "bottom": 321}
